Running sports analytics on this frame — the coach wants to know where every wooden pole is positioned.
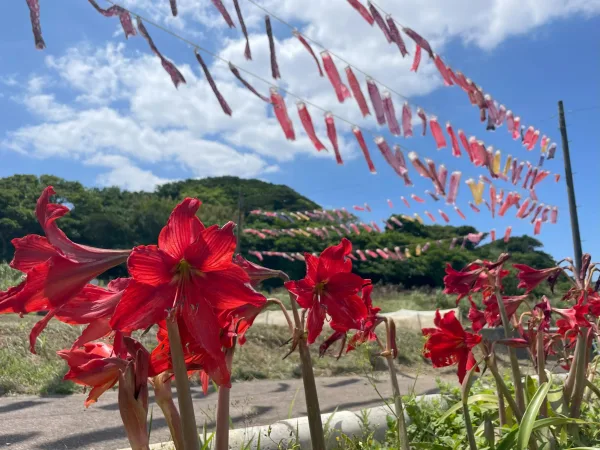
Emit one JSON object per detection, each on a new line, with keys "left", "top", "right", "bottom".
{"left": 558, "top": 101, "right": 583, "bottom": 272}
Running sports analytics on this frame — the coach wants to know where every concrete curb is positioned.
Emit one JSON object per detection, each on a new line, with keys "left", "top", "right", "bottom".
{"left": 123, "top": 395, "right": 446, "bottom": 450}
{"left": 254, "top": 307, "right": 458, "bottom": 331}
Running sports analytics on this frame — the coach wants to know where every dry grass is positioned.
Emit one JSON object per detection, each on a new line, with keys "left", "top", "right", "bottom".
{"left": 0, "top": 314, "right": 426, "bottom": 396}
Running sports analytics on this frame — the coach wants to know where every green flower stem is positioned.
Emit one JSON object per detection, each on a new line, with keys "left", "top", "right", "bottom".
{"left": 569, "top": 328, "right": 590, "bottom": 418}
{"left": 537, "top": 330, "right": 548, "bottom": 418}
{"left": 487, "top": 353, "right": 523, "bottom": 421}
{"left": 497, "top": 387, "right": 507, "bottom": 426}
{"left": 166, "top": 318, "right": 200, "bottom": 450}
{"left": 382, "top": 320, "right": 409, "bottom": 450}
{"left": 153, "top": 375, "right": 184, "bottom": 450}
{"left": 495, "top": 288, "right": 525, "bottom": 413}
{"left": 215, "top": 343, "right": 235, "bottom": 450}
{"left": 287, "top": 291, "right": 326, "bottom": 450}
{"left": 462, "top": 364, "right": 479, "bottom": 450}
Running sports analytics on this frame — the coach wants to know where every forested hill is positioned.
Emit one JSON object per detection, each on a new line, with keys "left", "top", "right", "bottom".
{"left": 0, "top": 174, "right": 557, "bottom": 293}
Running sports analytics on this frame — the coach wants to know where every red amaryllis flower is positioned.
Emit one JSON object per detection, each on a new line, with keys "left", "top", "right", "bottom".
{"left": 481, "top": 294, "right": 528, "bottom": 328}
{"left": 58, "top": 339, "right": 149, "bottom": 407}
{"left": 110, "top": 198, "right": 266, "bottom": 367}
{"left": 534, "top": 296, "right": 553, "bottom": 331}
{"left": 497, "top": 321, "right": 556, "bottom": 366}
{"left": 319, "top": 284, "right": 380, "bottom": 356}
{"left": 346, "top": 284, "right": 382, "bottom": 353}
{"left": 150, "top": 321, "right": 231, "bottom": 394}
{"left": 285, "top": 238, "right": 367, "bottom": 344}
{"left": 514, "top": 264, "right": 562, "bottom": 292}
{"left": 422, "top": 310, "right": 482, "bottom": 383}
{"left": 554, "top": 299, "right": 591, "bottom": 343}
{"left": 443, "top": 261, "right": 509, "bottom": 303}
{"left": 467, "top": 299, "right": 486, "bottom": 333}
{"left": 0, "top": 187, "right": 131, "bottom": 352}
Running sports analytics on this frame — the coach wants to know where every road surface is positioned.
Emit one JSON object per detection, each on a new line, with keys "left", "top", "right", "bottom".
{"left": 0, "top": 372, "right": 450, "bottom": 450}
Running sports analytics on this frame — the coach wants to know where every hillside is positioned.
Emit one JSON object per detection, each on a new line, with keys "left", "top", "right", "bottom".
{"left": 0, "top": 174, "right": 559, "bottom": 293}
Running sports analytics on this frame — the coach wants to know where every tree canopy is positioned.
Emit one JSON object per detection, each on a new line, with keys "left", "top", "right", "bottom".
{"left": 0, "top": 174, "right": 559, "bottom": 293}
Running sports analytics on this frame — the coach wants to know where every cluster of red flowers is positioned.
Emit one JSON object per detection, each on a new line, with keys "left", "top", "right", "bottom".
{"left": 285, "top": 238, "right": 396, "bottom": 358}
{"left": 0, "top": 187, "right": 283, "bottom": 406}
{"left": 423, "top": 253, "right": 600, "bottom": 381}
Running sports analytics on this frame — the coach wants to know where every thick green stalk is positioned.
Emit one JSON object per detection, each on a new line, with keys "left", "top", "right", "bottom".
{"left": 153, "top": 375, "right": 184, "bottom": 450}
{"left": 487, "top": 354, "right": 523, "bottom": 421}
{"left": 497, "top": 387, "right": 506, "bottom": 426}
{"left": 385, "top": 358, "right": 409, "bottom": 450}
{"left": 569, "top": 328, "right": 589, "bottom": 418}
{"left": 287, "top": 292, "right": 326, "bottom": 450}
{"left": 166, "top": 318, "right": 200, "bottom": 450}
{"left": 215, "top": 344, "right": 235, "bottom": 450}
{"left": 537, "top": 330, "right": 548, "bottom": 418}
{"left": 495, "top": 289, "right": 525, "bottom": 413}
{"left": 461, "top": 366, "right": 479, "bottom": 450}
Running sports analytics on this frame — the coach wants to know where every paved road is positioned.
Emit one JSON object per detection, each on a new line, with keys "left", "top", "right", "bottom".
{"left": 0, "top": 371, "right": 449, "bottom": 450}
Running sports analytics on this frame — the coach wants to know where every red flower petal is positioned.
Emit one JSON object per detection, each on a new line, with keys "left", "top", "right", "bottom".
{"left": 285, "top": 279, "right": 315, "bottom": 309}
{"left": 181, "top": 282, "right": 226, "bottom": 363}
{"left": 185, "top": 222, "right": 237, "bottom": 272}
{"left": 304, "top": 253, "right": 319, "bottom": 284}
{"left": 200, "top": 268, "right": 265, "bottom": 312}
{"left": 158, "top": 198, "right": 204, "bottom": 260}
{"left": 110, "top": 281, "right": 175, "bottom": 332}
{"left": 128, "top": 245, "right": 176, "bottom": 286}
{"left": 10, "top": 235, "right": 58, "bottom": 273}
{"left": 320, "top": 237, "right": 352, "bottom": 260}
{"left": 70, "top": 319, "right": 112, "bottom": 349}
{"left": 325, "top": 272, "right": 366, "bottom": 301}
{"left": 307, "top": 304, "right": 326, "bottom": 344}
{"left": 325, "top": 293, "right": 367, "bottom": 330}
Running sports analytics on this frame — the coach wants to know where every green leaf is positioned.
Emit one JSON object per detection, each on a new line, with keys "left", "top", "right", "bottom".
{"left": 437, "top": 394, "right": 499, "bottom": 423}
{"left": 495, "top": 428, "right": 518, "bottom": 450}
{"left": 410, "top": 443, "right": 453, "bottom": 450}
{"left": 517, "top": 378, "right": 552, "bottom": 449}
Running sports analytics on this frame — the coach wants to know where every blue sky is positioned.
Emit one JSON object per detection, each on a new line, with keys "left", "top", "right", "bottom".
{"left": 1, "top": 0, "right": 599, "bottom": 262}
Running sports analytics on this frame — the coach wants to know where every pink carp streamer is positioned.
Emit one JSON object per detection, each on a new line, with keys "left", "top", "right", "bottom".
{"left": 270, "top": 88, "right": 295, "bottom": 140}
{"left": 439, "top": 210, "right": 450, "bottom": 223}
{"left": 347, "top": 0, "right": 374, "bottom": 25}
{"left": 401, "top": 196, "right": 410, "bottom": 208}
{"left": 367, "top": 78, "right": 386, "bottom": 125}
{"left": 446, "top": 123, "right": 461, "bottom": 157}
{"left": 412, "top": 194, "right": 425, "bottom": 203}
{"left": 137, "top": 19, "right": 186, "bottom": 88}
{"left": 345, "top": 67, "right": 370, "bottom": 116}
{"left": 211, "top": 0, "right": 236, "bottom": 27}
{"left": 297, "top": 102, "right": 326, "bottom": 152}
{"left": 386, "top": 16, "right": 408, "bottom": 56}
{"left": 550, "top": 207, "right": 558, "bottom": 224}
{"left": 417, "top": 108, "right": 427, "bottom": 135}
{"left": 446, "top": 171, "right": 461, "bottom": 204}
{"left": 512, "top": 116, "right": 521, "bottom": 139}
{"left": 490, "top": 185, "right": 496, "bottom": 218}
{"left": 195, "top": 51, "right": 231, "bottom": 115}
{"left": 402, "top": 103, "right": 413, "bottom": 137}
{"left": 265, "top": 16, "right": 280, "bottom": 79}
{"left": 294, "top": 31, "right": 323, "bottom": 76}
{"left": 454, "top": 206, "right": 466, "bottom": 220}
{"left": 87, "top": 1, "right": 136, "bottom": 39}
{"left": 523, "top": 126, "right": 535, "bottom": 148}
{"left": 393, "top": 147, "right": 413, "bottom": 186}
{"left": 229, "top": 64, "right": 269, "bottom": 102}
{"left": 169, "top": 0, "right": 178, "bottom": 16}
{"left": 410, "top": 45, "right": 422, "bottom": 72}
{"left": 534, "top": 219, "right": 542, "bottom": 235}
{"left": 387, "top": 199, "right": 394, "bottom": 208}
{"left": 368, "top": 2, "right": 392, "bottom": 43}
{"left": 469, "top": 202, "right": 480, "bottom": 213}
{"left": 352, "top": 127, "right": 377, "bottom": 173}
{"left": 375, "top": 137, "right": 407, "bottom": 178}
{"left": 426, "top": 190, "right": 439, "bottom": 201}
{"left": 26, "top": 0, "right": 45, "bottom": 49}
{"left": 233, "top": 0, "right": 252, "bottom": 59}
{"left": 438, "top": 165, "right": 448, "bottom": 192}
{"left": 325, "top": 114, "right": 343, "bottom": 164}
{"left": 321, "top": 52, "right": 351, "bottom": 102}
{"left": 382, "top": 92, "right": 401, "bottom": 135}
{"left": 429, "top": 117, "right": 447, "bottom": 149}
{"left": 434, "top": 55, "right": 454, "bottom": 86}
{"left": 425, "top": 211, "right": 436, "bottom": 222}
{"left": 408, "top": 152, "right": 432, "bottom": 178}
{"left": 403, "top": 27, "right": 433, "bottom": 58}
